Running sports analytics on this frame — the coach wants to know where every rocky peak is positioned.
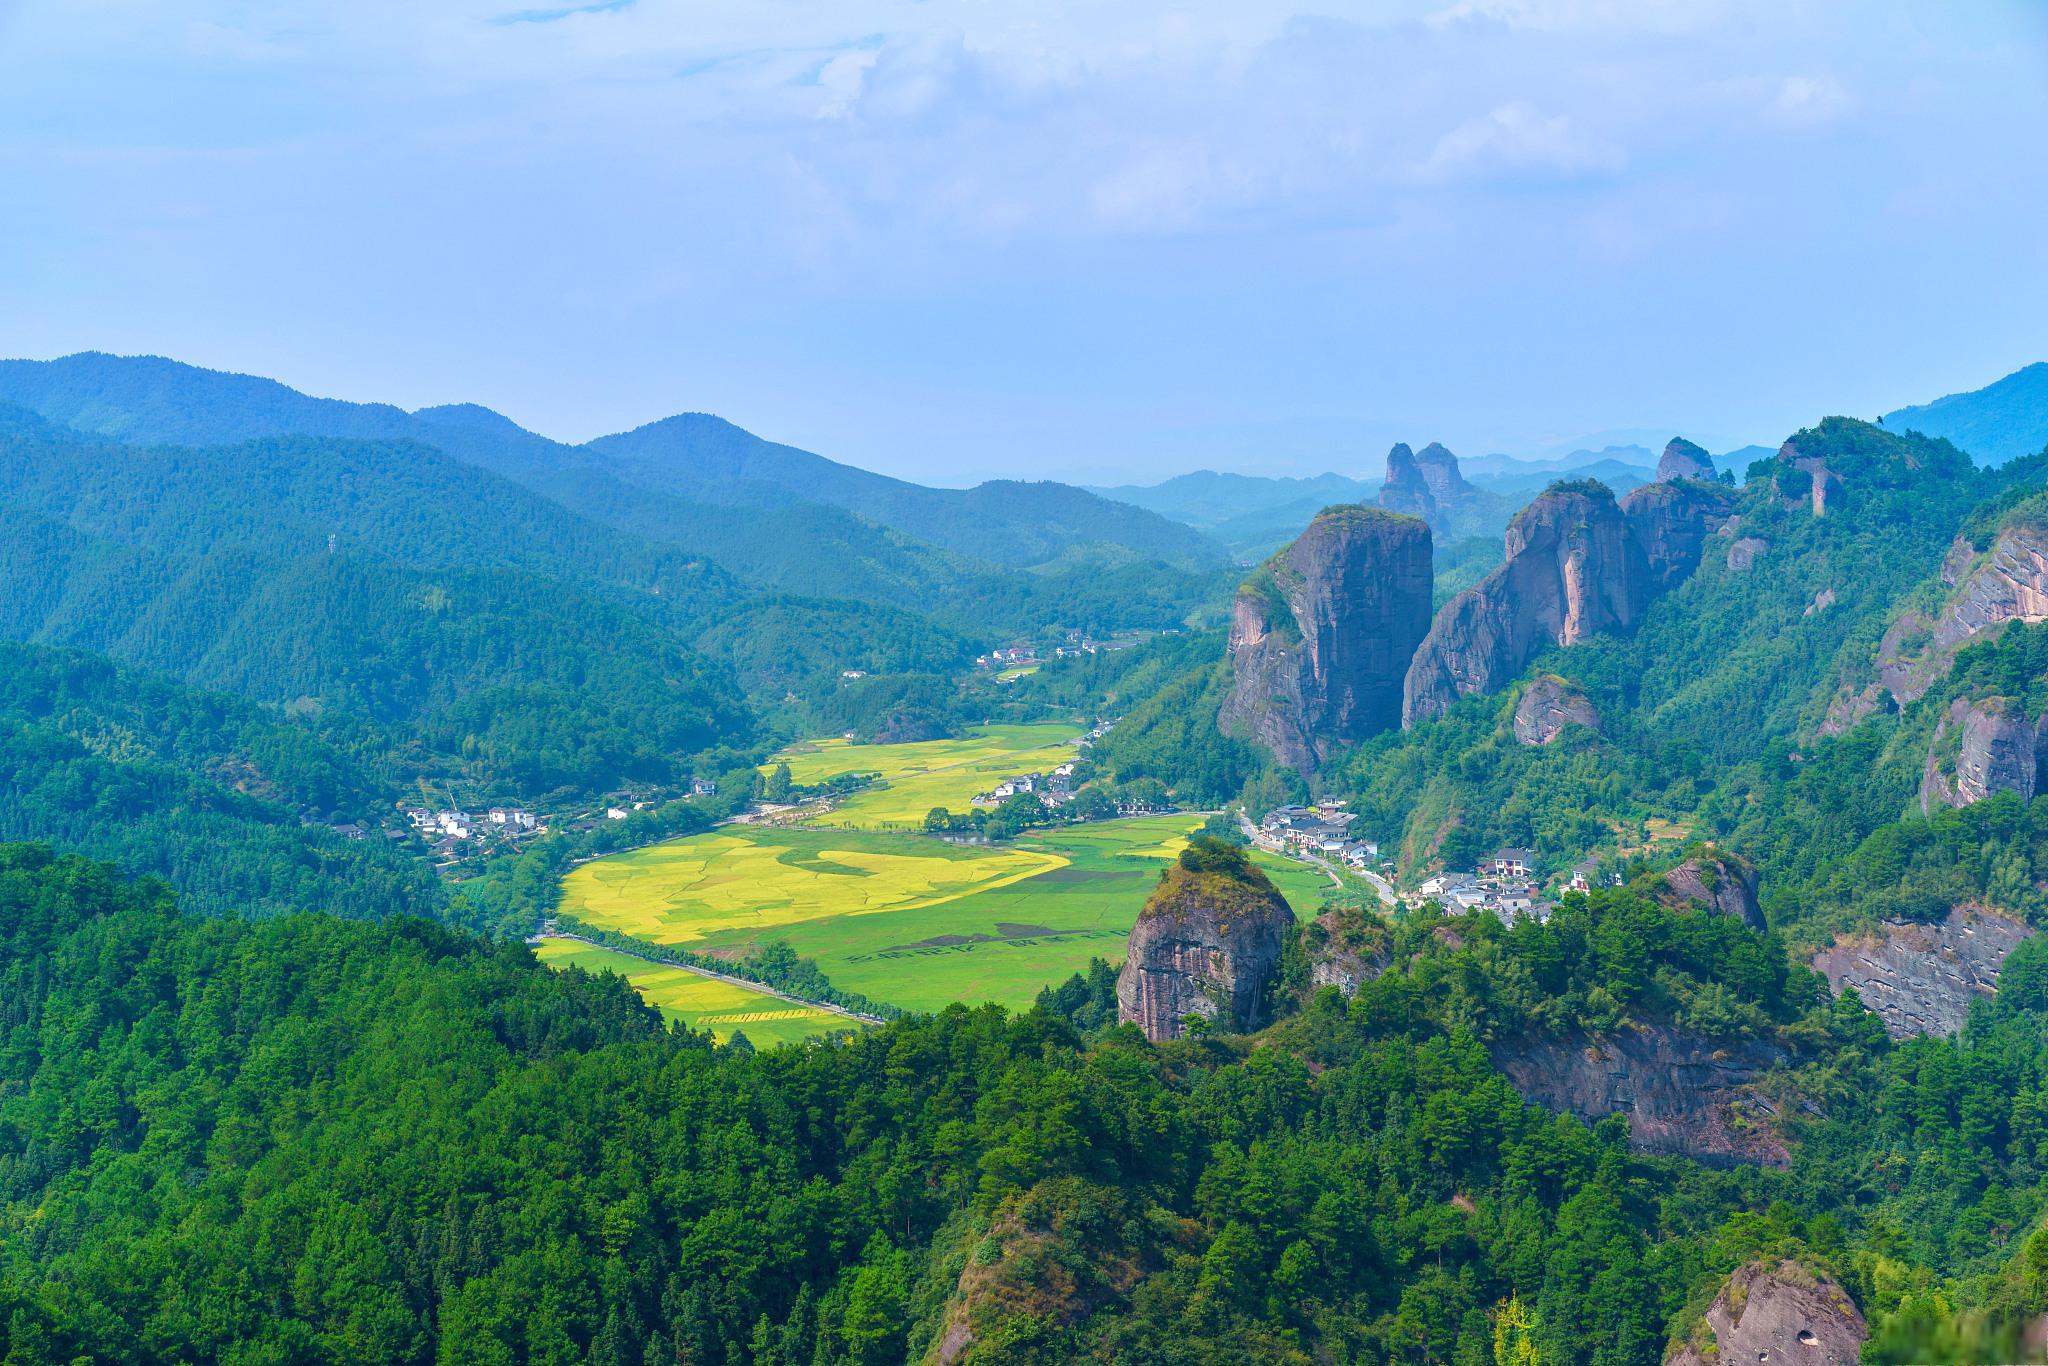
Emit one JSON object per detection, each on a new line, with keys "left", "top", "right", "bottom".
{"left": 1666, "top": 1260, "right": 1868, "bottom": 1366}
{"left": 1115, "top": 840, "right": 1297, "bottom": 1042}
{"left": 1920, "top": 695, "right": 2044, "bottom": 812}
{"left": 1511, "top": 674, "right": 1600, "bottom": 745}
{"left": 1218, "top": 506, "right": 1432, "bottom": 774}
{"left": 1377, "top": 441, "right": 1506, "bottom": 540}
{"left": 1653, "top": 848, "right": 1765, "bottom": 930}
{"left": 1812, "top": 904, "right": 2033, "bottom": 1039}
{"left": 1620, "top": 479, "right": 1739, "bottom": 591}
{"left": 1655, "top": 437, "right": 1716, "bottom": 482}
{"left": 1403, "top": 482, "right": 1650, "bottom": 726}
{"left": 1489, "top": 1021, "right": 1791, "bottom": 1167}
{"left": 1377, "top": 442, "right": 1432, "bottom": 520}
{"left": 1411, "top": 442, "right": 1477, "bottom": 502}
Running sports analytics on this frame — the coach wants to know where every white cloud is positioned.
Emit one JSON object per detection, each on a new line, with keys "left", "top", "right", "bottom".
{"left": 1768, "top": 73, "right": 1854, "bottom": 126}
{"left": 1416, "top": 101, "right": 1624, "bottom": 184}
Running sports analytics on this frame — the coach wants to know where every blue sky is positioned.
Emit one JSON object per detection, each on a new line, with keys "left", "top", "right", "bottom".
{"left": 1, "top": 0, "right": 2043, "bottom": 484}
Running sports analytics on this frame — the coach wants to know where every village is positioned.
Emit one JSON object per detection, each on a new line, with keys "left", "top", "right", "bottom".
{"left": 1253, "top": 802, "right": 1615, "bottom": 923}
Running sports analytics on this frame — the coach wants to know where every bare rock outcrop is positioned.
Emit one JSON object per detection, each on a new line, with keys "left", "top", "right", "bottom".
{"left": 1511, "top": 674, "right": 1600, "bottom": 745}
{"left": 1621, "top": 479, "right": 1739, "bottom": 591}
{"left": 923, "top": 1183, "right": 1157, "bottom": 1365}
{"left": 1489, "top": 1022, "right": 1791, "bottom": 1167}
{"left": 1305, "top": 906, "right": 1391, "bottom": 996}
{"left": 1218, "top": 506, "right": 1432, "bottom": 773}
{"left": 1655, "top": 436, "right": 1716, "bottom": 482}
{"left": 1116, "top": 847, "right": 1296, "bottom": 1042}
{"left": 1825, "top": 524, "right": 2048, "bottom": 735}
{"left": 1666, "top": 1260, "right": 1867, "bottom": 1366}
{"left": 1920, "top": 696, "right": 2043, "bottom": 812}
{"left": 1655, "top": 849, "right": 1764, "bottom": 931}
{"left": 1813, "top": 904, "right": 2034, "bottom": 1038}
{"left": 1724, "top": 535, "right": 1769, "bottom": 571}
{"left": 1403, "top": 483, "right": 1650, "bottom": 726}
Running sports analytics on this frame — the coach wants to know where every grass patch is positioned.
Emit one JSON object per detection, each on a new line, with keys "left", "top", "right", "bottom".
{"left": 531, "top": 938, "right": 853, "bottom": 1047}
{"left": 560, "top": 804, "right": 1340, "bottom": 1015}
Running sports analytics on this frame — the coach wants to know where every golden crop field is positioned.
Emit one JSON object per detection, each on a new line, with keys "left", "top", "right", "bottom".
{"left": 557, "top": 826, "right": 1063, "bottom": 944}
{"left": 767, "top": 722, "right": 1084, "bottom": 831}
{"left": 557, "top": 804, "right": 1343, "bottom": 1013}
{"left": 531, "top": 938, "right": 853, "bottom": 1047}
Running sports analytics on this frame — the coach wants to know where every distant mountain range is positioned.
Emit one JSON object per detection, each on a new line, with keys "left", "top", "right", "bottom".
{"left": 0, "top": 353, "right": 1227, "bottom": 587}
{"left": 1091, "top": 359, "right": 2048, "bottom": 557}
{"left": 1884, "top": 361, "right": 2048, "bottom": 466}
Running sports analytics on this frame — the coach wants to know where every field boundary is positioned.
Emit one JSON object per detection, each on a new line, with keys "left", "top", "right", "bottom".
{"left": 532, "top": 931, "right": 887, "bottom": 1026}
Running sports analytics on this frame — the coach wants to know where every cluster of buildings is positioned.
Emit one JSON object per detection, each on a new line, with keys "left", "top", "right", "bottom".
{"left": 1415, "top": 849, "right": 1568, "bottom": 924}
{"left": 1258, "top": 802, "right": 1381, "bottom": 870}
{"left": 971, "top": 760, "right": 1078, "bottom": 809}
{"left": 399, "top": 805, "right": 543, "bottom": 862}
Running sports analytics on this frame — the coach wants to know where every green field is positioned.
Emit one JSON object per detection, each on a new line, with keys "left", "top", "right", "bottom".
{"left": 768, "top": 722, "right": 1084, "bottom": 830}
{"left": 559, "top": 813, "right": 1338, "bottom": 1014}
{"left": 531, "top": 938, "right": 854, "bottom": 1047}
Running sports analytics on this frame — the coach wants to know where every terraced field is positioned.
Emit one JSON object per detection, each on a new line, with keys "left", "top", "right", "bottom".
{"left": 768, "top": 722, "right": 1085, "bottom": 830}
{"left": 559, "top": 810, "right": 1339, "bottom": 1014}
{"left": 531, "top": 938, "right": 854, "bottom": 1047}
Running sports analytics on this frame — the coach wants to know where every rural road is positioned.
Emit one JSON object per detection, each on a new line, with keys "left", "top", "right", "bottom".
{"left": 1237, "top": 810, "right": 1397, "bottom": 908}
{"left": 533, "top": 931, "right": 887, "bottom": 1027}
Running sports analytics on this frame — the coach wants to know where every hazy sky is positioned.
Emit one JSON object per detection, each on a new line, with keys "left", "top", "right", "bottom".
{"left": 2, "top": 1, "right": 2044, "bottom": 484}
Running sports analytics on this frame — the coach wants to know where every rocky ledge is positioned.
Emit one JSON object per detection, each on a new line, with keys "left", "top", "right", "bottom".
{"left": 1920, "top": 695, "right": 2044, "bottom": 812}
{"left": 1489, "top": 1022, "right": 1791, "bottom": 1167}
{"left": 1116, "top": 843, "right": 1296, "bottom": 1042}
{"left": 1652, "top": 848, "right": 1764, "bottom": 931}
{"left": 1305, "top": 905, "right": 1391, "bottom": 997}
{"left": 1812, "top": 904, "right": 2034, "bottom": 1039}
{"left": 1666, "top": 1260, "right": 1867, "bottom": 1366}
{"left": 1511, "top": 674, "right": 1600, "bottom": 745}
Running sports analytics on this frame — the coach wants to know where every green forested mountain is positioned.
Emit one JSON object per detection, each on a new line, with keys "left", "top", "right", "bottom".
{"left": 0, "top": 414, "right": 756, "bottom": 794}
{"left": 1885, "top": 361, "right": 2048, "bottom": 466}
{"left": 0, "top": 643, "right": 445, "bottom": 920}
{"left": 16, "top": 352, "right": 2048, "bottom": 1364}
{"left": 0, "top": 354, "right": 1228, "bottom": 629}
{"left": 8, "top": 843, "right": 2048, "bottom": 1364}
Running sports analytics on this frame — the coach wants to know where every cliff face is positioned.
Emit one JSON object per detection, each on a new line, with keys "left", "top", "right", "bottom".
{"left": 1116, "top": 863, "right": 1296, "bottom": 1042}
{"left": 1489, "top": 1022, "right": 1790, "bottom": 1167}
{"left": 1920, "top": 696, "right": 2044, "bottom": 812}
{"left": 1511, "top": 674, "right": 1600, "bottom": 745}
{"left": 1665, "top": 1260, "right": 1868, "bottom": 1366}
{"left": 1813, "top": 904, "right": 2034, "bottom": 1039}
{"left": 1654, "top": 436, "right": 1716, "bottom": 482}
{"left": 1403, "top": 484, "right": 1651, "bottom": 726}
{"left": 1620, "top": 480, "right": 1739, "bottom": 591}
{"left": 1306, "top": 906, "right": 1391, "bottom": 996}
{"left": 1376, "top": 441, "right": 1507, "bottom": 541}
{"left": 1656, "top": 850, "right": 1765, "bottom": 931}
{"left": 1218, "top": 506, "right": 1432, "bottom": 773}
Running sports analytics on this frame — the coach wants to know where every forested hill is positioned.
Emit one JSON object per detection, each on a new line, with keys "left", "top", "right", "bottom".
{"left": 0, "top": 412, "right": 758, "bottom": 795}
{"left": 1885, "top": 360, "right": 2048, "bottom": 467}
{"left": 11, "top": 837, "right": 2048, "bottom": 1362}
{"left": 0, "top": 353, "right": 1227, "bottom": 586}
